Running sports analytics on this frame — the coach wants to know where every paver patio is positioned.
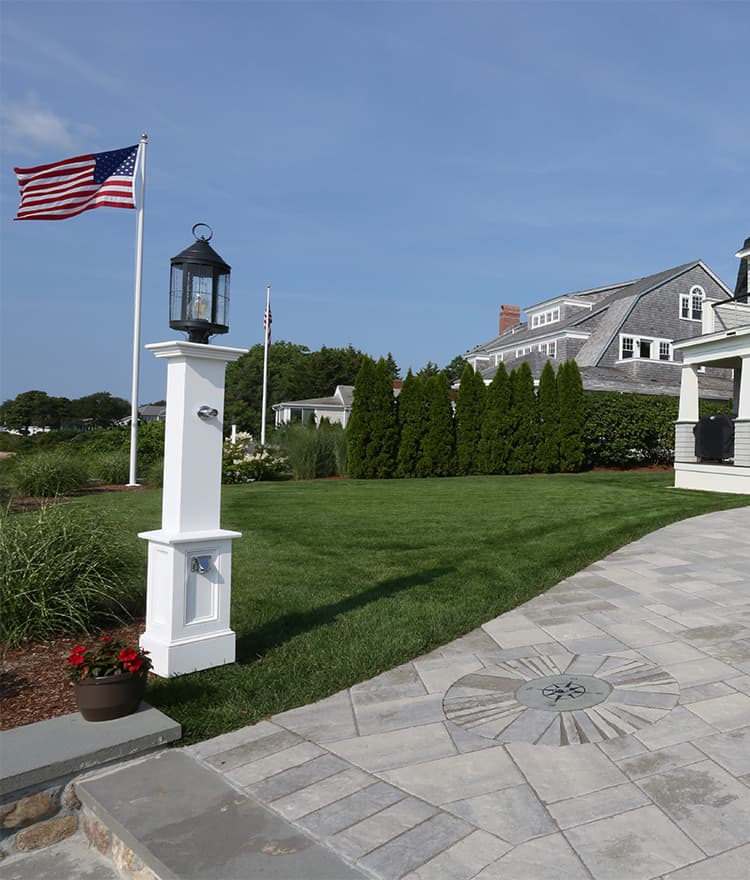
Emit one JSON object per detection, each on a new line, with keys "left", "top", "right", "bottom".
{"left": 145, "top": 505, "right": 744, "bottom": 878}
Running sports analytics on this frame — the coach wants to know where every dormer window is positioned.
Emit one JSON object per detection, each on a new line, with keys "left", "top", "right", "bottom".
{"left": 680, "top": 285, "right": 704, "bottom": 321}
{"left": 530, "top": 307, "right": 560, "bottom": 328}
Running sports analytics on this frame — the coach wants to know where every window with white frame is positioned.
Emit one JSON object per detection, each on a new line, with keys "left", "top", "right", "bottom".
{"left": 538, "top": 340, "right": 557, "bottom": 358}
{"left": 516, "top": 346, "right": 533, "bottom": 357}
{"left": 530, "top": 307, "right": 561, "bottom": 328}
{"left": 620, "top": 334, "right": 673, "bottom": 361}
{"left": 680, "top": 285, "right": 704, "bottom": 321}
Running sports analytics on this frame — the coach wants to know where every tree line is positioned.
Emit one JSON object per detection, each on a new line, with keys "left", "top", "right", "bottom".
{"left": 347, "top": 358, "right": 586, "bottom": 479}
{"left": 223, "top": 341, "right": 466, "bottom": 438}
{"left": 0, "top": 390, "right": 132, "bottom": 433}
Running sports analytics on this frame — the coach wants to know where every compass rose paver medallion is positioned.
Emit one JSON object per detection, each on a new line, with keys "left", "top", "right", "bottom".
{"left": 442, "top": 654, "right": 679, "bottom": 746}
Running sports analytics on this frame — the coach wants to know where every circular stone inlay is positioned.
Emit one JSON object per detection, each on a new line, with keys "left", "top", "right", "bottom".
{"left": 442, "top": 654, "right": 680, "bottom": 746}
{"left": 516, "top": 674, "right": 612, "bottom": 711}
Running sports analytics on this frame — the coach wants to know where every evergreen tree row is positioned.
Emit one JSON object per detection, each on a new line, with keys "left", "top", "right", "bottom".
{"left": 346, "top": 357, "right": 586, "bottom": 479}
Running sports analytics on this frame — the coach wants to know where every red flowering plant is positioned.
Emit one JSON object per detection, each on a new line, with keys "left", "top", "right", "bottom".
{"left": 66, "top": 635, "right": 152, "bottom": 681}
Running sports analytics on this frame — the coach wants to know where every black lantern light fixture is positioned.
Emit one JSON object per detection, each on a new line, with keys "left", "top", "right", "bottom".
{"left": 169, "top": 224, "right": 230, "bottom": 344}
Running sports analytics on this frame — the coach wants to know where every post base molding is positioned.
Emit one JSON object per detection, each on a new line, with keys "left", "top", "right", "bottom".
{"left": 139, "top": 630, "right": 236, "bottom": 678}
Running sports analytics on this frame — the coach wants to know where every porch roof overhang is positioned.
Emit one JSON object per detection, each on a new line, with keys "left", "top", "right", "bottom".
{"left": 672, "top": 325, "right": 750, "bottom": 368}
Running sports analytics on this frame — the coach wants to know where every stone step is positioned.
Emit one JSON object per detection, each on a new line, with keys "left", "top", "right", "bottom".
{"left": 76, "top": 749, "right": 367, "bottom": 880}
{"left": 1, "top": 704, "right": 181, "bottom": 798}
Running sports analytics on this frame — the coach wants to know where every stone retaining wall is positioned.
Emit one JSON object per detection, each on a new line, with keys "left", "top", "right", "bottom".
{"left": 80, "top": 805, "right": 159, "bottom": 880}
{"left": 0, "top": 780, "right": 80, "bottom": 858}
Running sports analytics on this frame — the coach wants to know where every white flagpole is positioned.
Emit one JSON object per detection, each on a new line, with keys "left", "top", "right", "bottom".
{"left": 260, "top": 284, "right": 271, "bottom": 446}
{"left": 127, "top": 133, "right": 148, "bottom": 486}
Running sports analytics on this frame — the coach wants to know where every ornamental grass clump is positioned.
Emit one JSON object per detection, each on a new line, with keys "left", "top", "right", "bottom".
{"left": 11, "top": 450, "right": 89, "bottom": 497}
{"left": 0, "top": 503, "right": 145, "bottom": 647}
{"left": 67, "top": 635, "right": 152, "bottom": 680}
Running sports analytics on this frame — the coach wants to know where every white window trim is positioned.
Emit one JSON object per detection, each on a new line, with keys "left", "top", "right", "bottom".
{"left": 538, "top": 340, "right": 557, "bottom": 358}
{"left": 680, "top": 285, "right": 704, "bottom": 322}
{"left": 529, "top": 306, "right": 560, "bottom": 328}
{"left": 618, "top": 333, "right": 673, "bottom": 362}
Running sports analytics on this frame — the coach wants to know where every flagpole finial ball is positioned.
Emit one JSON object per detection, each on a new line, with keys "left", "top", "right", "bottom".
{"left": 192, "top": 223, "right": 213, "bottom": 242}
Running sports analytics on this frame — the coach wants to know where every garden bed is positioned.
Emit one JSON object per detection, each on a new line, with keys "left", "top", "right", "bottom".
{"left": 0, "top": 619, "right": 147, "bottom": 731}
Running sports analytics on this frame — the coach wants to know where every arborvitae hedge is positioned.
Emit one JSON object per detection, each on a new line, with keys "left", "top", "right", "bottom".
{"left": 372, "top": 357, "right": 399, "bottom": 478}
{"left": 348, "top": 356, "right": 731, "bottom": 478}
{"left": 396, "top": 370, "right": 426, "bottom": 478}
{"left": 346, "top": 356, "right": 376, "bottom": 479}
{"left": 507, "top": 362, "right": 539, "bottom": 474}
{"left": 558, "top": 360, "right": 586, "bottom": 472}
{"left": 478, "top": 363, "right": 511, "bottom": 474}
{"left": 536, "top": 360, "right": 560, "bottom": 473}
{"left": 347, "top": 356, "right": 398, "bottom": 478}
{"left": 419, "top": 373, "right": 455, "bottom": 477}
{"left": 455, "top": 364, "right": 486, "bottom": 476}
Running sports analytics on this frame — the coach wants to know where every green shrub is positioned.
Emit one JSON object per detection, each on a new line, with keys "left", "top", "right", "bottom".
{"left": 12, "top": 451, "right": 89, "bottom": 497}
{"left": 507, "top": 363, "right": 539, "bottom": 474}
{"left": 536, "top": 361, "right": 560, "bottom": 472}
{"left": 273, "top": 422, "right": 346, "bottom": 480}
{"left": 583, "top": 393, "right": 732, "bottom": 468}
{"left": 223, "top": 436, "right": 287, "bottom": 483}
{"left": 136, "top": 421, "right": 166, "bottom": 466}
{"left": 396, "top": 371, "right": 426, "bottom": 478}
{"left": 0, "top": 504, "right": 145, "bottom": 647}
{"left": 0, "top": 432, "right": 30, "bottom": 453}
{"left": 478, "top": 363, "right": 511, "bottom": 475}
{"left": 143, "top": 457, "right": 164, "bottom": 488}
{"left": 558, "top": 360, "right": 586, "bottom": 472}
{"left": 87, "top": 451, "right": 131, "bottom": 485}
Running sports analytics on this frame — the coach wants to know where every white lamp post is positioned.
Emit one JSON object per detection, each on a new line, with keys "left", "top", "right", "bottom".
{"left": 139, "top": 226, "right": 248, "bottom": 677}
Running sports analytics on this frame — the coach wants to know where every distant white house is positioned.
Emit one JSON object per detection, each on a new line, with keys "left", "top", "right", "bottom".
{"left": 273, "top": 382, "right": 406, "bottom": 428}
{"left": 114, "top": 405, "right": 167, "bottom": 427}
{"left": 272, "top": 385, "right": 354, "bottom": 428}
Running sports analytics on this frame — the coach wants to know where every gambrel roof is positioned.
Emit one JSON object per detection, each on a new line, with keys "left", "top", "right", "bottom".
{"left": 467, "top": 260, "right": 733, "bottom": 368}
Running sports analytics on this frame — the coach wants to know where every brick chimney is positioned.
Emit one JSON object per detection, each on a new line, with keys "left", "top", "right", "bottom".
{"left": 499, "top": 304, "right": 521, "bottom": 335}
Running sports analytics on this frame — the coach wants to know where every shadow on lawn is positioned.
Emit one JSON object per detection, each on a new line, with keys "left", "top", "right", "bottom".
{"left": 236, "top": 566, "right": 456, "bottom": 663}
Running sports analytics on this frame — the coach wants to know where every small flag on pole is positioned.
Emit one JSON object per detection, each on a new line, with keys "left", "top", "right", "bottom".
{"left": 14, "top": 144, "right": 139, "bottom": 221}
{"left": 264, "top": 299, "right": 272, "bottom": 344}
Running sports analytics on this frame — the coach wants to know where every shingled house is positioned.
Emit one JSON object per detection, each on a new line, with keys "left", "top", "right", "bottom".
{"left": 465, "top": 260, "right": 734, "bottom": 400}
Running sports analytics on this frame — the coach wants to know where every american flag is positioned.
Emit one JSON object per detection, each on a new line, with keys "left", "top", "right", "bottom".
{"left": 14, "top": 144, "right": 139, "bottom": 221}
{"left": 264, "top": 294, "right": 272, "bottom": 344}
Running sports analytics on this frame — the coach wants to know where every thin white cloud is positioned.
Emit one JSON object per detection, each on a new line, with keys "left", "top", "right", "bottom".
{"left": 2, "top": 18, "right": 124, "bottom": 96}
{"left": 1, "top": 98, "right": 98, "bottom": 158}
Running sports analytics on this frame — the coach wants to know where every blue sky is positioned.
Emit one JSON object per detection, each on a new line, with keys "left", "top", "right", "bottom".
{"left": 1, "top": 1, "right": 747, "bottom": 405}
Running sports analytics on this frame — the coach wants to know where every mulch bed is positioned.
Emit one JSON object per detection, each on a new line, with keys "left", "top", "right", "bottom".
{"left": 2, "top": 484, "right": 151, "bottom": 730}
{"left": 1, "top": 619, "right": 148, "bottom": 731}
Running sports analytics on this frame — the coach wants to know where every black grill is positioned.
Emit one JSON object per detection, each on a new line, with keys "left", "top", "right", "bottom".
{"left": 694, "top": 414, "right": 734, "bottom": 461}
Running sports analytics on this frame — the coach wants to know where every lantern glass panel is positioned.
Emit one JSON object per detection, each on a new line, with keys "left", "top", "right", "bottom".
{"left": 186, "top": 266, "right": 213, "bottom": 321}
{"left": 214, "top": 271, "right": 230, "bottom": 326}
{"left": 169, "top": 264, "right": 184, "bottom": 323}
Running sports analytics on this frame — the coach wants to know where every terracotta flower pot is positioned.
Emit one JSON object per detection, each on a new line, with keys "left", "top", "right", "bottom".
{"left": 73, "top": 671, "right": 147, "bottom": 722}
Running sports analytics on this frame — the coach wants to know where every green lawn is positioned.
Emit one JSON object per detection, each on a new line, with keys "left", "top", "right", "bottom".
{"left": 73, "top": 472, "right": 749, "bottom": 743}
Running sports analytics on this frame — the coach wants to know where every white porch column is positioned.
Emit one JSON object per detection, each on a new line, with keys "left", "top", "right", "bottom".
{"left": 675, "top": 364, "right": 700, "bottom": 463}
{"left": 678, "top": 365, "right": 700, "bottom": 421}
{"left": 737, "top": 355, "right": 750, "bottom": 419}
{"left": 139, "top": 341, "right": 248, "bottom": 677}
{"left": 735, "top": 355, "right": 750, "bottom": 467}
